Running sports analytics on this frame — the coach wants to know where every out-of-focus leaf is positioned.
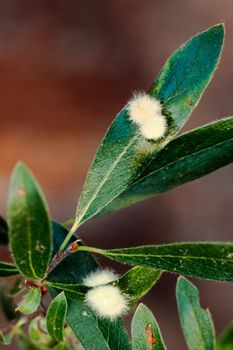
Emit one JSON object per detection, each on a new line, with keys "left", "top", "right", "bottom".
{"left": 17, "top": 287, "right": 41, "bottom": 315}
{"left": 0, "top": 283, "right": 19, "bottom": 321}
{"left": 7, "top": 162, "right": 52, "bottom": 280}
{"left": 216, "top": 323, "right": 233, "bottom": 350}
{"left": 80, "top": 242, "right": 233, "bottom": 281}
{"left": 176, "top": 277, "right": 215, "bottom": 350}
{"left": 46, "top": 292, "right": 67, "bottom": 342}
{"left": 0, "top": 332, "right": 12, "bottom": 345}
{"left": 131, "top": 303, "right": 166, "bottom": 350}
{"left": 0, "top": 261, "right": 19, "bottom": 277}
{"left": 103, "top": 117, "right": 233, "bottom": 213}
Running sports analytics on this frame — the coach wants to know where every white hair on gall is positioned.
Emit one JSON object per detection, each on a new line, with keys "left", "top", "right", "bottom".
{"left": 82, "top": 269, "right": 119, "bottom": 287}
{"left": 85, "top": 285, "right": 129, "bottom": 320}
{"left": 127, "top": 92, "right": 167, "bottom": 140}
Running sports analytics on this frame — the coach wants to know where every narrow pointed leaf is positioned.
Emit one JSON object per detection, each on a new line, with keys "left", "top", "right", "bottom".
{"left": 132, "top": 303, "right": 166, "bottom": 350}
{"left": 0, "top": 216, "right": 8, "bottom": 245}
{"left": 0, "top": 261, "right": 19, "bottom": 277}
{"left": 116, "top": 266, "right": 161, "bottom": 302}
{"left": 103, "top": 117, "right": 233, "bottom": 213}
{"left": 74, "top": 24, "right": 224, "bottom": 228}
{"left": 7, "top": 162, "right": 52, "bottom": 280}
{"left": 216, "top": 323, "right": 233, "bottom": 350}
{"left": 176, "top": 277, "right": 215, "bottom": 350}
{"left": 85, "top": 242, "right": 233, "bottom": 281}
{"left": 46, "top": 292, "right": 67, "bottom": 342}
{"left": 17, "top": 287, "right": 41, "bottom": 315}
{"left": 48, "top": 222, "right": 131, "bottom": 350}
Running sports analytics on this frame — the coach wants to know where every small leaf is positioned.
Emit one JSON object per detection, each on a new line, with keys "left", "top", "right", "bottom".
{"left": 0, "top": 216, "right": 9, "bottom": 245}
{"left": 117, "top": 266, "right": 161, "bottom": 302}
{"left": 131, "top": 303, "right": 166, "bottom": 350}
{"left": 46, "top": 292, "right": 67, "bottom": 342}
{"left": 82, "top": 242, "right": 233, "bottom": 281}
{"left": 176, "top": 277, "right": 215, "bottom": 350}
{"left": 103, "top": 117, "right": 233, "bottom": 213}
{"left": 0, "top": 261, "right": 19, "bottom": 277}
{"left": 0, "top": 332, "right": 12, "bottom": 345}
{"left": 7, "top": 162, "right": 52, "bottom": 280}
{"left": 17, "top": 287, "right": 41, "bottom": 315}
{"left": 70, "top": 24, "right": 224, "bottom": 232}
{"left": 216, "top": 323, "right": 233, "bottom": 350}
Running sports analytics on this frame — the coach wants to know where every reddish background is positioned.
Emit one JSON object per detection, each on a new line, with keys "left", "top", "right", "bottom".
{"left": 0, "top": 1, "right": 233, "bottom": 349}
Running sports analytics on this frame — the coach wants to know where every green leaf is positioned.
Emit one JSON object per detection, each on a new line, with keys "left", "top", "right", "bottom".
{"left": 131, "top": 303, "right": 166, "bottom": 350}
{"left": 176, "top": 277, "right": 215, "bottom": 350}
{"left": 0, "top": 261, "right": 19, "bottom": 277}
{"left": 45, "top": 281, "right": 87, "bottom": 299}
{"left": 48, "top": 222, "right": 131, "bottom": 350}
{"left": 7, "top": 162, "right": 52, "bottom": 280}
{"left": 216, "top": 323, "right": 233, "bottom": 350}
{"left": 66, "top": 298, "right": 131, "bottom": 350}
{"left": 81, "top": 242, "right": 233, "bottom": 281}
{"left": 69, "top": 24, "right": 224, "bottom": 235}
{"left": 17, "top": 287, "right": 41, "bottom": 315}
{"left": 149, "top": 24, "right": 224, "bottom": 129}
{"left": 0, "top": 216, "right": 9, "bottom": 245}
{"left": 47, "top": 267, "right": 160, "bottom": 303}
{"left": 103, "top": 117, "right": 233, "bottom": 213}
{"left": 0, "top": 332, "right": 12, "bottom": 345}
{"left": 46, "top": 292, "right": 67, "bottom": 342}
{"left": 116, "top": 266, "right": 161, "bottom": 302}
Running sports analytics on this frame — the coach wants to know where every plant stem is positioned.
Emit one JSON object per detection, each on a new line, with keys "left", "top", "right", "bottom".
{"left": 46, "top": 240, "right": 80, "bottom": 277}
{"left": 58, "top": 222, "right": 79, "bottom": 253}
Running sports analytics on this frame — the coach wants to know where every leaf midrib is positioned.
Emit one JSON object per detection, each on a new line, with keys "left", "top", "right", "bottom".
{"left": 76, "top": 133, "right": 139, "bottom": 225}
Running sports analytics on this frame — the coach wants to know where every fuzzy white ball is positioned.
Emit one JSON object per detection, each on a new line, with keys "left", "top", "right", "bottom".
{"left": 82, "top": 269, "right": 119, "bottom": 287}
{"left": 85, "top": 285, "right": 129, "bottom": 319}
{"left": 127, "top": 92, "right": 167, "bottom": 140}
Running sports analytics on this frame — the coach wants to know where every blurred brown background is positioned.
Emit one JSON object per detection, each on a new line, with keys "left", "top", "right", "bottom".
{"left": 0, "top": 1, "right": 233, "bottom": 349}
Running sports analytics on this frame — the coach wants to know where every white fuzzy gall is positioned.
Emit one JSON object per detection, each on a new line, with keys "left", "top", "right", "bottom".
{"left": 140, "top": 115, "right": 167, "bottom": 140}
{"left": 127, "top": 92, "right": 167, "bottom": 140}
{"left": 82, "top": 269, "right": 119, "bottom": 287}
{"left": 85, "top": 285, "right": 129, "bottom": 319}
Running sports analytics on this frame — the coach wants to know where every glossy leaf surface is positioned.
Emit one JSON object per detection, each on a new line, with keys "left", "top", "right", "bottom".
{"left": 7, "top": 163, "right": 52, "bottom": 280}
